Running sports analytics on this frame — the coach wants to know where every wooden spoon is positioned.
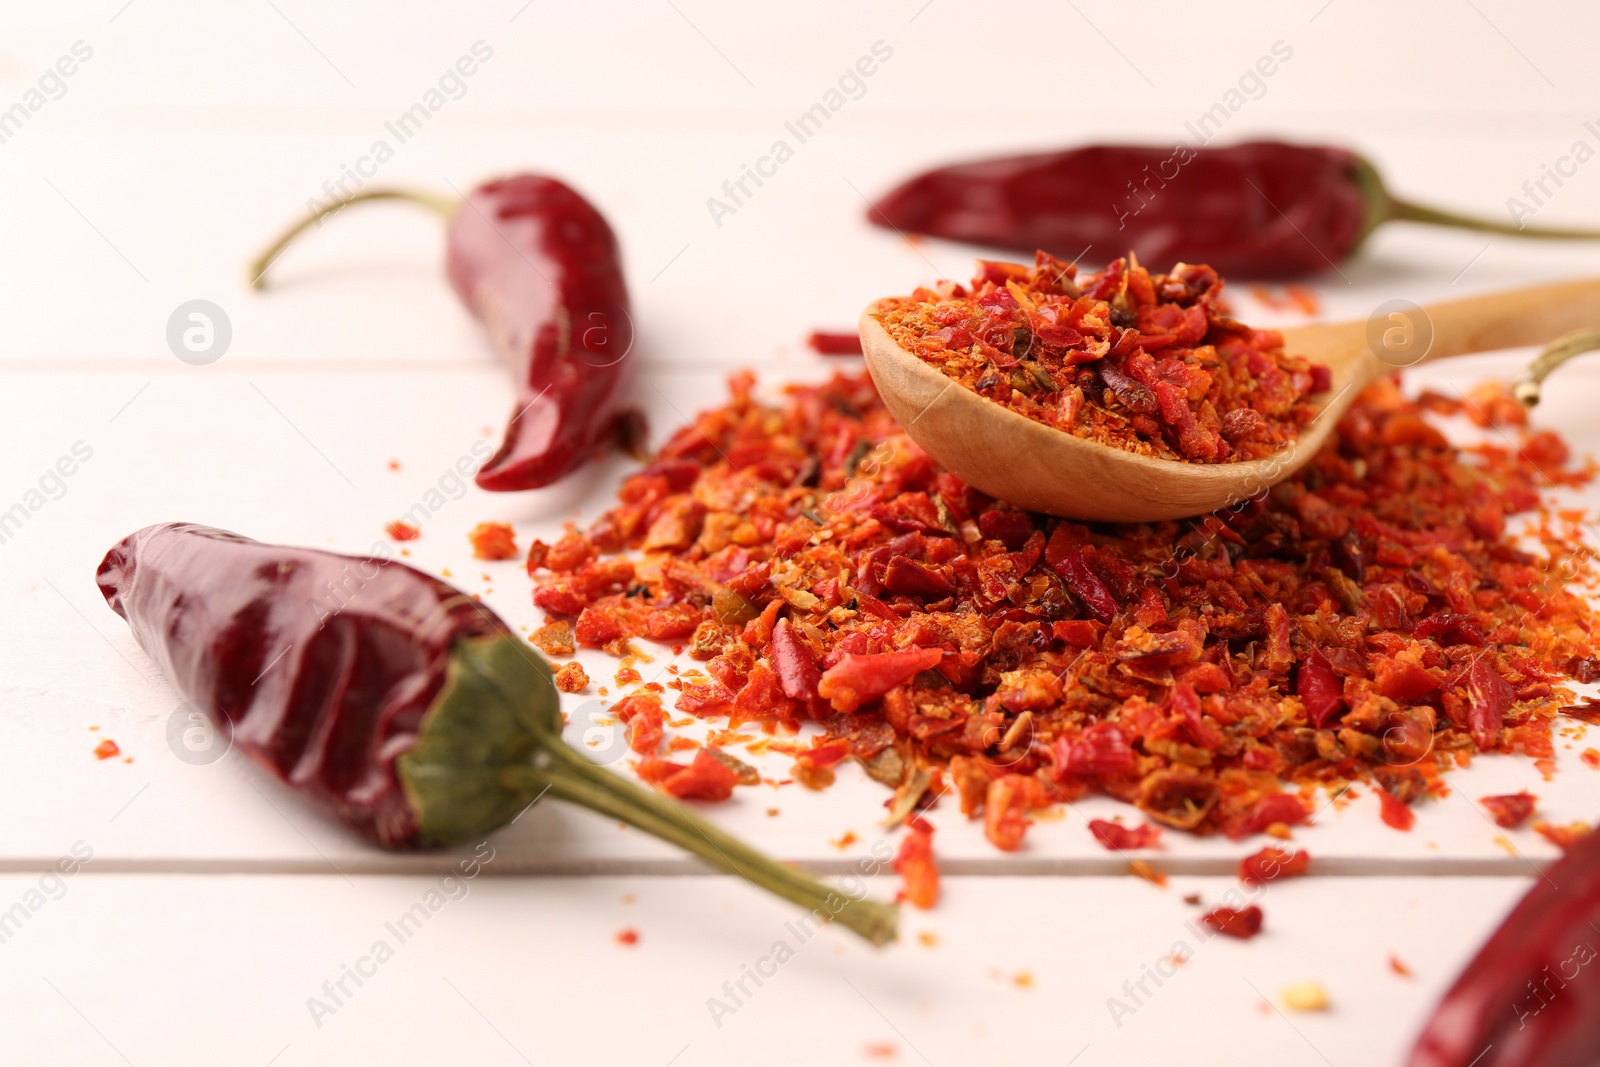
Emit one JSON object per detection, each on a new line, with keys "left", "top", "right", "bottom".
{"left": 860, "top": 278, "right": 1600, "bottom": 522}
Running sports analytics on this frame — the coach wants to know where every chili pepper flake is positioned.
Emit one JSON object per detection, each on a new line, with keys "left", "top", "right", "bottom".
{"left": 1201, "top": 904, "right": 1263, "bottom": 939}
{"left": 864, "top": 1042, "right": 898, "bottom": 1059}
{"left": 1376, "top": 788, "right": 1415, "bottom": 832}
{"left": 1532, "top": 820, "right": 1593, "bottom": 851}
{"left": 1088, "top": 818, "right": 1161, "bottom": 851}
{"left": 93, "top": 739, "right": 120, "bottom": 760}
{"left": 1479, "top": 792, "right": 1537, "bottom": 829}
{"left": 523, "top": 366, "right": 1599, "bottom": 855}
{"left": 893, "top": 817, "right": 939, "bottom": 909}
{"left": 830, "top": 830, "right": 859, "bottom": 850}
{"left": 917, "top": 931, "right": 939, "bottom": 947}
{"left": 554, "top": 662, "right": 589, "bottom": 694}
{"left": 873, "top": 255, "right": 1331, "bottom": 464}
{"left": 615, "top": 928, "right": 639, "bottom": 946}
{"left": 1128, "top": 859, "right": 1168, "bottom": 887}
{"left": 1389, "top": 954, "right": 1412, "bottom": 978}
{"left": 468, "top": 522, "right": 518, "bottom": 560}
{"left": 384, "top": 520, "right": 420, "bottom": 542}
{"left": 530, "top": 620, "right": 576, "bottom": 657}
{"left": 1238, "top": 846, "right": 1310, "bottom": 886}
{"left": 1582, "top": 748, "right": 1600, "bottom": 768}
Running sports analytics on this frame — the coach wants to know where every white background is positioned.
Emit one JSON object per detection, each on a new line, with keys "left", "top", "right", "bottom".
{"left": 5, "top": 2, "right": 1600, "bottom": 1064}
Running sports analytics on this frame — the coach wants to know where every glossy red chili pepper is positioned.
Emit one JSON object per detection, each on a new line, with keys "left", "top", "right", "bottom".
{"left": 1409, "top": 819, "right": 1600, "bottom": 1067}
{"left": 96, "top": 523, "right": 896, "bottom": 944}
{"left": 250, "top": 175, "right": 636, "bottom": 492}
{"left": 869, "top": 141, "right": 1600, "bottom": 278}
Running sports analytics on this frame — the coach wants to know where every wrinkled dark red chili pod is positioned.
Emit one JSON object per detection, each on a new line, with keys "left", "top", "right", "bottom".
{"left": 869, "top": 141, "right": 1600, "bottom": 278}
{"left": 1407, "top": 822, "right": 1600, "bottom": 1067}
{"left": 96, "top": 523, "right": 897, "bottom": 945}
{"left": 249, "top": 175, "right": 637, "bottom": 493}
{"left": 445, "top": 176, "right": 634, "bottom": 491}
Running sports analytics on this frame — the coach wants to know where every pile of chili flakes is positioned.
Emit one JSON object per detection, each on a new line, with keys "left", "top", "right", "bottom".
{"left": 524, "top": 367, "right": 1599, "bottom": 853}
{"left": 871, "top": 253, "right": 1329, "bottom": 462}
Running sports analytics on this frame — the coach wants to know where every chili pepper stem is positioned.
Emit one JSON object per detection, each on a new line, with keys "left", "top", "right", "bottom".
{"left": 511, "top": 736, "right": 899, "bottom": 947}
{"left": 1384, "top": 196, "right": 1600, "bottom": 240}
{"left": 1347, "top": 153, "right": 1600, "bottom": 255}
{"left": 247, "top": 188, "right": 458, "bottom": 290}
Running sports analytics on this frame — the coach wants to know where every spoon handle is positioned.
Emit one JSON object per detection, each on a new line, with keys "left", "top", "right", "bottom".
{"left": 1284, "top": 277, "right": 1600, "bottom": 383}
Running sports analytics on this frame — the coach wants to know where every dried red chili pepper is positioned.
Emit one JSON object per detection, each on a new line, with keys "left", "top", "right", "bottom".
{"left": 869, "top": 141, "right": 1600, "bottom": 278}
{"left": 1202, "top": 905, "right": 1264, "bottom": 940}
{"left": 1409, "top": 818, "right": 1600, "bottom": 1066}
{"left": 1238, "top": 846, "right": 1310, "bottom": 887}
{"left": 250, "top": 176, "right": 637, "bottom": 491}
{"left": 808, "top": 330, "right": 864, "bottom": 356}
{"left": 96, "top": 523, "right": 896, "bottom": 945}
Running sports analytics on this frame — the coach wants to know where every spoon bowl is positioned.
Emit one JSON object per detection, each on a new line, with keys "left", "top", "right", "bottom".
{"left": 860, "top": 278, "right": 1600, "bottom": 522}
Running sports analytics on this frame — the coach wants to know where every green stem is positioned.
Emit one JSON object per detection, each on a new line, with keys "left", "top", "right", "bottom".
{"left": 1386, "top": 197, "right": 1600, "bottom": 240}
{"left": 1347, "top": 152, "right": 1600, "bottom": 250}
{"left": 247, "top": 188, "right": 457, "bottom": 290}
{"left": 511, "top": 738, "right": 899, "bottom": 947}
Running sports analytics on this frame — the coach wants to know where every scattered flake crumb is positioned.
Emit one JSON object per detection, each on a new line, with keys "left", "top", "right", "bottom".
{"left": 864, "top": 1042, "right": 897, "bottom": 1059}
{"left": 384, "top": 520, "right": 420, "bottom": 542}
{"left": 1012, "top": 971, "right": 1034, "bottom": 989}
{"left": 917, "top": 932, "right": 939, "bottom": 948}
{"left": 766, "top": 807, "right": 780, "bottom": 817}
{"left": 615, "top": 928, "right": 639, "bottom": 946}
{"left": 620, "top": 894, "right": 635, "bottom": 905}
{"left": 1182, "top": 892, "right": 1202, "bottom": 905}
{"left": 387, "top": 459, "right": 400, "bottom": 471}
{"left": 93, "top": 739, "right": 120, "bottom": 760}
{"left": 1493, "top": 834, "right": 1517, "bottom": 856}
{"left": 1389, "top": 955, "right": 1411, "bottom": 978}
{"left": 554, "top": 662, "right": 589, "bottom": 694}
{"left": 1280, "top": 981, "right": 1330, "bottom": 1012}
{"left": 1128, "top": 859, "right": 1167, "bottom": 887}
{"left": 1164, "top": 950, "right": 1189, "bottom": 967}
{"left": 1583, "top": 748, "right": 1600, "bottom": 769}
{"left": 1533, "top": 820, "right": 1593, "bottom": 851}
{"left": 830, "top": 830, "right": 859, "bottom": 850}
{"left": 468, "top": 522, "right": 518, "bottom": 561}
{"left": 531, "top": 620, "right": 576, "bottom": 657}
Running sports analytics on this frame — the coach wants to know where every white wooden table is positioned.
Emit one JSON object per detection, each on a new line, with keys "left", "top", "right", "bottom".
{"left": 6, "top": 3, "right": 1600, "bottom": 1063}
